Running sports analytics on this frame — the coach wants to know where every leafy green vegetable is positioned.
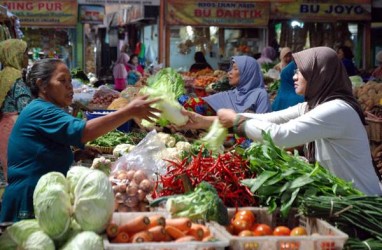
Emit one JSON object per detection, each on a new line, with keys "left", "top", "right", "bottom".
{"left": 165, "top": 181, "right": 229, "bottom": 225}
{"left": 73, "top": 170, "right": 114, "bottom": 233}
{"left": 33, "top": 173, "right": 72, "bottom": 240}
{"left": 197, "top": 119, "right": 227, "bottom": 154}
{"left": 60, "top": 231, "right": 103, "bottom": 250}
{"left": 24, "top": 231, "right": 55, "bottom": 250}
{"left": 140, "top": 68, "right": 188, "bottom": 127}
{"left": 242, "top": 132, "right": 363, "bottom": 217}
{"left": 87, "top": 130, "right": 147, "bottom": 147}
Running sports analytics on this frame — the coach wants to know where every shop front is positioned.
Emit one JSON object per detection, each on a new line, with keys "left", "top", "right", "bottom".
{"left": 269, "top": 0, "right": 372, "bottom": 70}
{"left": 0, "top": 0, "right": 78, "bottom": 68}
{"left": 160, "top": 0, "right": 271, "bottom": 70}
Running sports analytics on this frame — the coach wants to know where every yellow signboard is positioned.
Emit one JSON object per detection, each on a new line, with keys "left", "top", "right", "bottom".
{"left": 1, "top": 0, "right": 78, "bottom": 27}
{"left": 166, "top": 0, "right": 269, "bottom": 27}
{"left": 271, "top": 2, "right": 371, "bottom": 21}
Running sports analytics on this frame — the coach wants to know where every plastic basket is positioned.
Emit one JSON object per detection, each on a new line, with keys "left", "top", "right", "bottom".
{"left": 85, "top": 110, "right": 132, "bottom": 133}
{"left": 213, "top": 207, "right": 348, "bottom": 250}
{"left": 365, "top": 115, "right": 382, "bottom": 142}
{"left": 103, "top": 212, "right": 230, "bottom": 250}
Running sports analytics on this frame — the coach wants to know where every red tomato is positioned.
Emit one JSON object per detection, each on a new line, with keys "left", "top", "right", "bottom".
{"left": 253, "top": 223, "right": 273, "bottom": 236}
{"left": 238, "top": 230, "right": 255, "bottom": 237}
{"left": 280, "top": 241, "right": 301, "bottom": 250}
{"left": 234, "top": 210, "right": 256, "bottom": 225}
{"left": 232, "top": 219, "right": 252, "bottom": 235}
{"left": 273, "top": 226, "right": 291, "bottom": 236}
{"left": 320, "top": 241, "right": 335, "bottom": 250}
{"left": 290, "top": 226, "right": 307, "bottom": 236}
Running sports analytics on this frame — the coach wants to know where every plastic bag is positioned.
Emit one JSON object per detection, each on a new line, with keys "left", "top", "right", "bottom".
{"left": 109, "top": 130, "right": 168, "bottom": 212}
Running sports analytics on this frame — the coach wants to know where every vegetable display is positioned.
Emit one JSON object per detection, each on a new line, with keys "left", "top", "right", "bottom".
{"left": 87, "top": 130, "right": 147, "bottom": 148}
{"left": 163, "top": 181, "right": 229, "bottom": 225}
{"left": 242, "top": 132, "right": 363, "bottom": 217}
{"left": 154, "top": 150, "right": 256, "bottom": 207}
{"left": 299, "top": 195, "right": 382, "bottom": 241}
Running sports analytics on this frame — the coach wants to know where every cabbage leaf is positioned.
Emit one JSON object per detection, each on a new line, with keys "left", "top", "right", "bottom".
{"left": 60, "top": 231, "right": 103, "bottom": 250}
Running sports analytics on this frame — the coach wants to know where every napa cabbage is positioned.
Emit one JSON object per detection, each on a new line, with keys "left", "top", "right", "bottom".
{"left": 140, "top": 67, "right": 188, "bottom": 127}
{"left": 198, "top": 119, "right": 227, "bottom": 153}
{"left": 73, "top": 170, "right": 114, "bottom": 233}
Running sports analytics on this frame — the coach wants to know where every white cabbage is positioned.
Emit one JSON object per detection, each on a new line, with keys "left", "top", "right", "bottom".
{"left": 0, "top": 219, "right": 40, "bottom": 247}
{"left": 66, "top": 166, "right": 92, "bottom": 203}
{"left": 73, "top": 170, "right": 114, "bottom": 233}
{"left": 60, "top": 231, "right": 103, "bottom": 250}
{"left": 23, "top": 231, "right": 55, "bottom": 250}
{"left": 33, "top": 183, "right": 72, "bottom": 240}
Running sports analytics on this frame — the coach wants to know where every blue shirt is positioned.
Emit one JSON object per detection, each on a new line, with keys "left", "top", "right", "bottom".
{"left": 0, "top": 99, "right": 86, "bottom": 222}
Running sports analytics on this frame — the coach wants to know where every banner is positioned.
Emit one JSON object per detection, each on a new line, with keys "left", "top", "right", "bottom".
{"left": 271, "top": 1, "right": 371, "bottom": 21}
{"left": 166, "top": 0, "right": 269, "bottom": 27}
{"left": 0, "top": 0, "right": 78, "bottom": 27}
{"left": 77, "top": 0, "right": 160, "bottom": 5}
{"left": 79, "top": 5, "right": 105, "bottom": 24}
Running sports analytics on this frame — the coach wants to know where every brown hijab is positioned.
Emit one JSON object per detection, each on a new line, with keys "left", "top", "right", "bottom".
{"left": 292, "top": 47, "right": 365, "bottom": 162}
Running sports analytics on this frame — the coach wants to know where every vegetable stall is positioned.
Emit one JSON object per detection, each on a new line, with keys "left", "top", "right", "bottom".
{"left": 0, "top": 67, "right": 381, "bottom": 250}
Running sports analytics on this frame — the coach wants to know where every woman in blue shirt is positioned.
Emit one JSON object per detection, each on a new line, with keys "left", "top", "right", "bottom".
{"left": 0, "top": 58, "right": 160, "bottom": 222}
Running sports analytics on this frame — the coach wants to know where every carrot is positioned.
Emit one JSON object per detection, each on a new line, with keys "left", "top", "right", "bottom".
{"left": 175, "top": 235, "right": 196, "bottom": 242}
{"left": 148, "top": 215, "right": 166, "bottom": 228}
{"left": 119, "top": 215, "right": 150, "bottom": 235}
{"left": 199, "top": 224, "right": 211, "bottom": 238}
{"left": 106, "top": 222, "right": 120, "bottom": 239}
{"left": 202, "top": 235, "right": 216, "bottom": 242}
{"left": 131, "top": 231, "right": 153, "bottom": 243}
{"left": 165, "top": 225, "right": 186, "bottom": 239}
{"left": 148, "top": 225, "right": 167, "bottom": 242}
{"left": 165, "top": 218, "right": 192, "bottom": 232}
{"left": 163, "top": 231, "right": 173, "bottom": 242}
{"left": 187, "top": 223, "right": 204, "bottom": 241}
{"left": 111, "top": 231, "right": 129, "bottom": 243}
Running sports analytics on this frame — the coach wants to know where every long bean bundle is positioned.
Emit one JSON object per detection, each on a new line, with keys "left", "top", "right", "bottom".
{"left": 299, "top": 195, "right": 382, "bottom": 241}
{"left": 344, "top": 238, "right": 382, "bottom": 250}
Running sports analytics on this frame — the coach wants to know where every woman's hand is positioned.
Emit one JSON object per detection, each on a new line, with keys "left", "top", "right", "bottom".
{"left": 217, "top": 109, "right": 237, "bottom": 128}
{"left": 124, "top": 94, "right": 161, "bottom": 123}
{"left": 178, "top": 108, "right": 210, "bottom": 130}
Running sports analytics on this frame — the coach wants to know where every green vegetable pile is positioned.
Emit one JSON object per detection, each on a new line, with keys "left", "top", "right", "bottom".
{"left": 241, "top": 132, "right": 363, "bottom": 217}
{"left": 0, "top": 168, "right": 113, "bottom": 249}
{"left": 164, "top": 181, "right": 229, "bottom": 225}
{"left": 71, "top": 68, "right": 89, "bottom": 84}
{"left": 299, "top": 195, "right": 382, "bottom": 241}
{"left": 87, "top": 130, "right": 147, "bottom": 147}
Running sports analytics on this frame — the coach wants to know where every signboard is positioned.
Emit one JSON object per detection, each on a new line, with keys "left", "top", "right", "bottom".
{"left": 271, "top": 1, "right": 371, "bottom": 21}
{"left": 79, "top": 4, "right": 105, "bottom": 24}
{"left": 77, "top": 0, "right": 160, "bottom": 5}
{"left": 0, "top": 0, "right": 78, "bottom": 27}
{"left": 166, "top": 0, "right": 269, "bottom": 27}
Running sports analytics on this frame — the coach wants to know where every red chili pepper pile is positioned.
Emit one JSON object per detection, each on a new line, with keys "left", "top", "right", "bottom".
{"left": 152, "top": 150, "right": 257, "bottom": 207}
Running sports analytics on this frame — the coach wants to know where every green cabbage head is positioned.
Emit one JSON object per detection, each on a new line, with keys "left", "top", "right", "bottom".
{"left": 66, "top": 166, "right": 92, "bottom": 204}
{"left": 33, "top": 172, "right": 72, "bottom": 240}
{"left": 60, "top": 231, "right": 103, "bottom": 250}
{"left": 24, "top": 231, "right": 55, "bottom": 250}
{"left": 73, "top": 170, "right": 114, "bottom": 233}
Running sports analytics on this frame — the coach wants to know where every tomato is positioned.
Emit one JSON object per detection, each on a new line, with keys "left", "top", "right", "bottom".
{"left": 234, "top": 210, "right": 256, "bottom": 225}
{"left": 232, "top": 219, "right": 252, "bottom": 235}
{"left": 280, "top": 241, "right": 301, "bottom": 250}
{"left": 238, "top": 230, "right": 255, "bottom": 237}
{"left": 290, "top": 226, "right": 307, "bottom": 236}
{"left": 320, "top": 241, "right": 335, "bottom": 250}
{"left": 273, "top": 226, "right": 291, "bottom": 236}
{"left": 253, "top": 223, "right": 272, "bottom": 236}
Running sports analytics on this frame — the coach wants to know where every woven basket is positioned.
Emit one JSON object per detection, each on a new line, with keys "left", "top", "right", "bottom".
{"left": 365, "top": 112, "right": 382, "bottom": 142}
{"left": 86, "top": 145, "right": 114, "bottom": 154}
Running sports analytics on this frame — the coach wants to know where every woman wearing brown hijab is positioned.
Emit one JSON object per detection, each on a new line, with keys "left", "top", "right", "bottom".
{"left": 216, "top": 47, "right": 382, "bottom": 195}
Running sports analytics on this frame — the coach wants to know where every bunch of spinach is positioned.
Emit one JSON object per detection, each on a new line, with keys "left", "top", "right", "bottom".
{"left": 241, "top": 132, "right": 363, "bottom": 217}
